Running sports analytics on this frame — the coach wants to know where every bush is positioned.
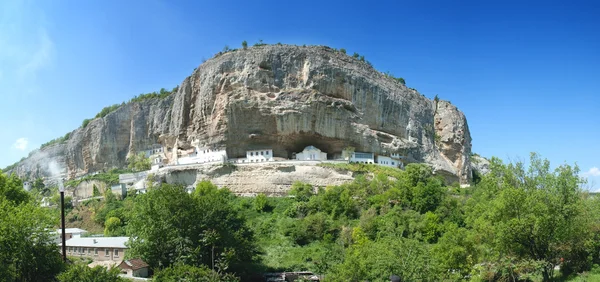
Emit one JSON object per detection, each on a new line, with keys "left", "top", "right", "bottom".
{"left": 57, "top": 264, "right": 126, "bottom": 282}
{"left": 339, "top": 48, "right": 346, "bottom": 54}
{"left": 242, "top": 40, "right": 248, "bottom": 49}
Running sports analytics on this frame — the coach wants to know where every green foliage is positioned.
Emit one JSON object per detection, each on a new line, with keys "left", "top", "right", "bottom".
{"left": 254, "top": 39, "right": 266, "bottom": 47}
{"left": 0, "top": 172, "right": 65, "bottom": 281}
{"left": 154, "top": 264, "right": 239, "bottom": 282}
{"left": 127, "top": 152, "right": 151, "bottom": 172}
{"left": 288, "top": 182, "right": 314, "bottom": 202}
{"left": 352, "top": 52, "right": 359, "bottom": 58}
{"left": 82, "top": 118, "right": 92, "bottom": 128}
{"left": 129, "top": 86, "right": 177, "bottom": 103}
{"left": 57, "top": 264, "right": 126, "bottom": 282}
{"left": 254, "top": 193, "right": 270, "bottom": 212}
{"left": 339, "top": 48, "right": 346, "bottom": 54}
{"left": 127, "top": 183, "right": 259, "bottom": 276}
{"left": 40, "top": 131, "right": 72, "bottom": 149}
{"left": 465, "top": 153, "right": 592, "bottom": 280}
{"left": 104, "top": 216, "right": 123, "bottom": 236}
{"left": 241, "top": 40, "right": 248, "bottom": 49}
{"left": 95, "top": 104, "right": 120, "bottom": 119}
{"left": 359, "top": 55, "right": 365, "bottom": 62}
{"left": 328, "top": 237, "right": 441, "bottom": 281}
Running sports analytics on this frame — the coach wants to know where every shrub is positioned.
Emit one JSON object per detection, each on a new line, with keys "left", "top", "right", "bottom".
{"left": 242, "top": 40, "right": 248, "bottom": 49}
{"left": 353, "top": 52, "right": 359, "bottom": 58}
{"left": 340, "top": 48, "right": 347, "bottom": 54}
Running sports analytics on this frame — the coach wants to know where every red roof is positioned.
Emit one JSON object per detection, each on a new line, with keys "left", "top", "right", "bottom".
{"left": 118, "top": 258, "right": 149, "bottom": 270}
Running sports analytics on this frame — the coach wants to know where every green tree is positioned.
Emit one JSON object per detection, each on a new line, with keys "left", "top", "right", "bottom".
{"left": 57, "top": 264, "right": 126, "bottom": 282}
{"left": 0, "top": 172, "right": 64, "bottom": 281}
{"left": 127, "top": 183, "right": 259, "bottom": 275}
{"left": 465, "top": 153, "right": 591, "bottom": 280}
{"left": 127, "top": 152, "right": 151, "bottom": 172}
{"left": 241, "top": 40, "right": 248, "bottom": 49}
{"left": 352, "top": 52, "right": 359, "bottom": 58}
{"left": 329, "top": 237, "right": 441, "bottom": 281}
{"left": 288, "top": 182, "right": 314, "bottom": 202}
{"left": 254, "top": 193, "right": 269, "bottom": 212}
{"left": 154, "top": 264, "right": 239, "bottom": 282}
{"left": 104, "top": 217, "right": 123, "bottom": 236}
{"left": 339, "top": 48, "right": 346, "bottom": 54}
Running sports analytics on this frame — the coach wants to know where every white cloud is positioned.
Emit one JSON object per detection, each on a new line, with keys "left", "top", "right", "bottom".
{"left": 583, "top": 167, "right": 600, "bottom": 177}
{"left": 13, "top": 138, "right": 28, "bottom": 151}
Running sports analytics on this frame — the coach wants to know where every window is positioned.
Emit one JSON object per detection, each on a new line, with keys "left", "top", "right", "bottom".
{"left": 68, "top": 247, "right": 71, "bottom": 254}
{"left": 250, "top": 152, "right": 253, "bottom": 156}
{"left": 392, "top": 162, "right": 395, "bottom": 165}
{"left": 261, "top": 151, "right": 264, "bottom": 155}
{"left": 114, "top": 249, "right": 119, "bottom": 258}
{"left": 94, "top": 248, "right": 98, "bottom": 256}
{"left": 88, "top": 248, "right": 92, "bottom": 255}
{"left": 81, "top": 248, "right": 85, "bottom": 254}
{"left": 105, "top": 249, "right": 110, "bottom": 257}
{"left": 266, "top": 151, "right": 269, "bottom": 155}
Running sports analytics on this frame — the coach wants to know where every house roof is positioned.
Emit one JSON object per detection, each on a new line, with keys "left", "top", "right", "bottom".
{"left": 119, "top": 258, "right": 149, "bottom": 270}
{"left": 303, "top": 145, "right": 321, "bottom": 151}
{"left": 62, "top": 237, "right": 129, "bottom": 248}
{"left": 55, "top": 228, "right": 87, "bottom": 234}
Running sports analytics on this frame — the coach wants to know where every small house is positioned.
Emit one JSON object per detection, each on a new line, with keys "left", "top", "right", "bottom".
{"left": 295, "top": 146, "right": 327, "bottom": 161}
{"left": 246, "top": 149, "right": 274, "bottom": 163}
{"left": 119, "top": 258, "right": 149, "bottom": 278}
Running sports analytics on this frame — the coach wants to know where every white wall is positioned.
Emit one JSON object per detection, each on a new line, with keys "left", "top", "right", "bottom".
{"left": 246, "top": 149, "right": 273, "bottom": 162}
{"left": 296, "top": 149, "right": 327, "bottom": 161}
{"left": 178, "top": 148, "right": 227, "bottom": 165}
{"left": 377, "top": 156, "right": 400, "bottom": 168}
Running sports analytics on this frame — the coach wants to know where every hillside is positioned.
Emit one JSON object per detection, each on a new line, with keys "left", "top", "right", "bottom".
{"left": 5, "top": 44, "right": 472, "bottom": 184}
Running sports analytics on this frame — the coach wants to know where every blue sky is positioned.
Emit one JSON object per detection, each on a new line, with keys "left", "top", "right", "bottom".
{"left": 1, "top": 0, "right": 598, "bottom": 188}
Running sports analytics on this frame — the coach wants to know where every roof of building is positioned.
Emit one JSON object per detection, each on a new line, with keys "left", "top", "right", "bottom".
{"left": 62, "top": 237, "right": 129, "bottom": 248}
{"left": 119, "top": 258, "right": 149, "bottom": 270}
{"left": 55, "top": 228, "right": 88, "bottom": 234}
{"left": 303, "top": 145, "right": 321, "bottom": 151}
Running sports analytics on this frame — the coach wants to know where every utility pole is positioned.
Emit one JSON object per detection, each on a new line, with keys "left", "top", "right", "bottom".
{"left": 59, "top": 179, "right": 66, "bottom": 262}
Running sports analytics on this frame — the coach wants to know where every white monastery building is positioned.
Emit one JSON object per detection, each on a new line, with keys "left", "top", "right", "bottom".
{"left": 295, "top": 146, "right": 327, "bottom": 161}
{"left": 246, "top": 149, "right": 274, "bottom": 162}
{"left": 350, "top": 152, "right": 375, "bottom": 164}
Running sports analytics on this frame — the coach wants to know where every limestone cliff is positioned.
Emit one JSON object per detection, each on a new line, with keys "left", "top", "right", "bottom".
{"left": 8, "top": 45, "right": 473, "bottom": 184}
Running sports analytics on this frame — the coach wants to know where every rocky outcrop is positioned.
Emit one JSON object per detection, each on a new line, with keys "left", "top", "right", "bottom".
{"left": 471, "top": 155, "right": 491, "bottom": 176}
{"left": 8, "top": 45, "right": 473, "bottom": 184}
{"left": 156, "top": 162, "right": 355, "bottom": 196}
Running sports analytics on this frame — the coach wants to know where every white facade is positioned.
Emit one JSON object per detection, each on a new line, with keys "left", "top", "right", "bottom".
{"left": 296, "top": 146, "right": 327, "bottom": 161}
{"left": 177, "top": 147, "right": 227, "bottom": 165}
{"left": 23, "top": 181, "right": 32, "bottom": 191}
{"left": 350, "top": 152, "right": 375, "bottom": 164}
{"left": 376, "top": 156, "right": 400, "bottom": 168}
{"left": 246, "top": 149, "right": 274, "bottom": 162}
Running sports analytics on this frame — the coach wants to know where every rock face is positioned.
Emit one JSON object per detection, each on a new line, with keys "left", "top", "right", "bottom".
{"left": 157, "top": 162, "right": 355, "bottom": 196}
{"left": 8, "top": 45, "right": 473, "bottom": 184}
{"left": 471, "top": 155, "right": 491, "bottom": 176}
